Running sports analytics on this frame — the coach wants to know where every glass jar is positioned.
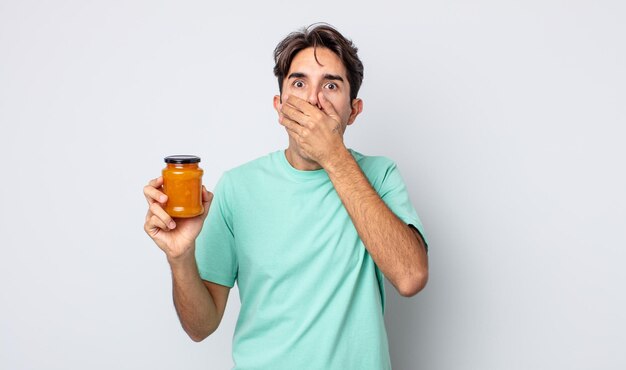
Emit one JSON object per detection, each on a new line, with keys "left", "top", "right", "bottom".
{"left": 162, "top": 155, "right": 204, "bottom": 218}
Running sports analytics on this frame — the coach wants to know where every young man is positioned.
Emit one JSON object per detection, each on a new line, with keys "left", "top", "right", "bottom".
{"left": 143, "top": 24, "right": 428, "bottom": 370}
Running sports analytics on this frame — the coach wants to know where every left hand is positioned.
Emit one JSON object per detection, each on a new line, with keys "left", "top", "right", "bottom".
{"left": 279, "top": 93, "right": 347, "bottom": 168}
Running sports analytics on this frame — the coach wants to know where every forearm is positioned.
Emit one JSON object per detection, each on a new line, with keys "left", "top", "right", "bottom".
{"left": 325, "top": 148, "right": 428, "bottom": 297}
{"left": 169, "top": 246, "right": 219, "bottom": 341}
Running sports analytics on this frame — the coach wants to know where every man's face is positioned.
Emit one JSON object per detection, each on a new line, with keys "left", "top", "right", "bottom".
{"left": 273, "top": 47, "right": 362, "bottom": 133}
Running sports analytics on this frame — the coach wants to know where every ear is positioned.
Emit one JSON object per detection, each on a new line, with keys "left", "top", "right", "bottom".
{"left": 347, "top": 98, "right": 363, "bottom": 126}
{"left": 273, "top": 95, "right": 282, "bottom": 118}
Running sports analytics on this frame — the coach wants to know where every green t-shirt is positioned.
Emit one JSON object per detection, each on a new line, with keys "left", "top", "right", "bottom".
{"left": 195, "top": 149, "right": 426, "bottom": 370}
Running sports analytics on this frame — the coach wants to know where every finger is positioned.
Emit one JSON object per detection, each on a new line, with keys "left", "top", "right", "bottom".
{"left": 279, "top": 119, "right": 300, "bottom": 142}
{"left": 318, "top": 92, "right": 340, "bottom": 121}
{"left": 286, "top": 95, "right": 317, "bottom": 116}
{"left": 144, "top": 176, "right": 166, "bottom": 205}
{"left": 201, "top": 185, "right": 213, "bottom": 203}
{"left": 145, "top": 214, "right": 170, "bottom": 236}
{"left": 281, "top": 104, "right": 309, "bottom": 127}
{"left": 201, "top": 186, "right": 214, "bottom": 219}
{"left": 149, "top": 202, "right": 176, "bottom": 230}
{"left": 279, "top": 115, "right": 306, "bottom": 137}
{"left": 144, "top": 183, "right": 168, "bottom": 206}
{"left": 149, "top": 176, "right": 163, "bottom": 188}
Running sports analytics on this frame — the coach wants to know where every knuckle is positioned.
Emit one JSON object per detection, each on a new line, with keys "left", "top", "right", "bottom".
{"left": 149, "top": 202, "right": 162, "bottom": 215}
{"left": 152, "top": 205, "right": 172, "bottom": 224}
{"left": 150, "top": 215, "right": 164, "bottom": 229}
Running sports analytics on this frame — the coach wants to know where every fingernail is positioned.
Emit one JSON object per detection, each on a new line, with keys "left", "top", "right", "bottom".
{"left": 169, "top": 221, "right": 176, "bottom": 229}
{"left": 160, "top": 195, "right": 167, "bottom": 203}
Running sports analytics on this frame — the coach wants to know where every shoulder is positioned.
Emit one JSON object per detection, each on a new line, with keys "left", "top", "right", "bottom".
{"left": 350, "top": 149, "right": 397, "bottom": 174}
{"left": 222, "top": 150, "right": 280, "bottom": 180}
{"left": 212, "top": 152, "right": 279, "bottom": 207}
{"left": 216, "top": 151, "right": 283, "bottom": 195}
{"left": 349, "top": 149, "right": 402, "bottom": 191}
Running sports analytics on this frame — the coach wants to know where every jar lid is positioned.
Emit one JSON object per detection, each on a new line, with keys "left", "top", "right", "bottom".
{"left": 164, "top": 155, "right": 201, "bottom": 164}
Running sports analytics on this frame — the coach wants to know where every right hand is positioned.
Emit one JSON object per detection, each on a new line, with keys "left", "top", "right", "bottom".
{"left": 143, "top": 176, "right": 213, "bottom": 261}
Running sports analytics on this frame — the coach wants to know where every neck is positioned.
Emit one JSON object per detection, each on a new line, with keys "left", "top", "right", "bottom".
{"left": 284, "top": 146, "right": 322, "bottom": 171}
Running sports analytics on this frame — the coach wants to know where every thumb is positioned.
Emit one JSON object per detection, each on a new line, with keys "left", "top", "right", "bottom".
{"left": 201, "top": 186, "right": 214, "bottom": 219}
{"left": 318, "top": 92, "right": 340, "bottom": 121}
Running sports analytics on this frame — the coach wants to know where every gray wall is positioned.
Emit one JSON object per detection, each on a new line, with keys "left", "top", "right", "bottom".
{"left": 1, "top": 1, "right": 624, "bottom": 369}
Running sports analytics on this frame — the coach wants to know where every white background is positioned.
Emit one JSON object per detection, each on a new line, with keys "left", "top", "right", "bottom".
{"left": 1, "top": 1, "right": 625, "bottom": 369}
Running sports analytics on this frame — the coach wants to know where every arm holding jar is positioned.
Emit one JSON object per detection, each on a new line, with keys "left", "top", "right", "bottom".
{"left": 143, "top": 176, "right": 231, "bottom": 342}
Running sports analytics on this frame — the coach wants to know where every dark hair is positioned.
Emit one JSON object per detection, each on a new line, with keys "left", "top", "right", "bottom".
{"left": 273, "top": 24, "right": 364, "bottom": 101}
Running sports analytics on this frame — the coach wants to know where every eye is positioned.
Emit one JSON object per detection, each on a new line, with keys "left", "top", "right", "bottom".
{"left": 292, "top": 80, "right": 305, "bottom": 88}
{"left": 325, "top": 82, "right": 338, "bottom": 90}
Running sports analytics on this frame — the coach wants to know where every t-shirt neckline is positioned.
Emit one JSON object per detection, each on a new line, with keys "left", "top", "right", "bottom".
{"left": 278, "top": 149, "right": 329, "bottom": 180}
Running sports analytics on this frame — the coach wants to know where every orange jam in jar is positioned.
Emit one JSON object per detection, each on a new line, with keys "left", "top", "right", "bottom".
{"left": 162, "top": 155, "right": 204, "bottom": 218}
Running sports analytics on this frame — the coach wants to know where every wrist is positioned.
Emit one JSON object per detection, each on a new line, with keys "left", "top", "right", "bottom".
{"left": 323, "top": 146, "right": 353, "bottom": 175}
{"left": 167, "top": 245, "right": 197, "bottom": 270}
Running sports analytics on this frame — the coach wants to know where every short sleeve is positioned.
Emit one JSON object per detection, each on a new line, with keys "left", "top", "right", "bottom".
{"left": 377, "top": 162, "right": 429, "bottom": 250}
{"left": 195, "top": 172, "right": 238, "bottom": 288}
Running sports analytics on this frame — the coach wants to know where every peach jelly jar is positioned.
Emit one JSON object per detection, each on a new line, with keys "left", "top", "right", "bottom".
{"left": 162, "top": 155, "right": 204, "bottom": 218}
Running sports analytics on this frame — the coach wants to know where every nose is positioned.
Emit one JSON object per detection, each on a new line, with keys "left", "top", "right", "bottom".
{"left": 307, "top": 87, "right": 321, "bottom": 108}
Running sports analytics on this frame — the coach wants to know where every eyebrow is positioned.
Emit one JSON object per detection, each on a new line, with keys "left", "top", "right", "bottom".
{"left": 287, "top": 72, "right": 344, "bottom": 82}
